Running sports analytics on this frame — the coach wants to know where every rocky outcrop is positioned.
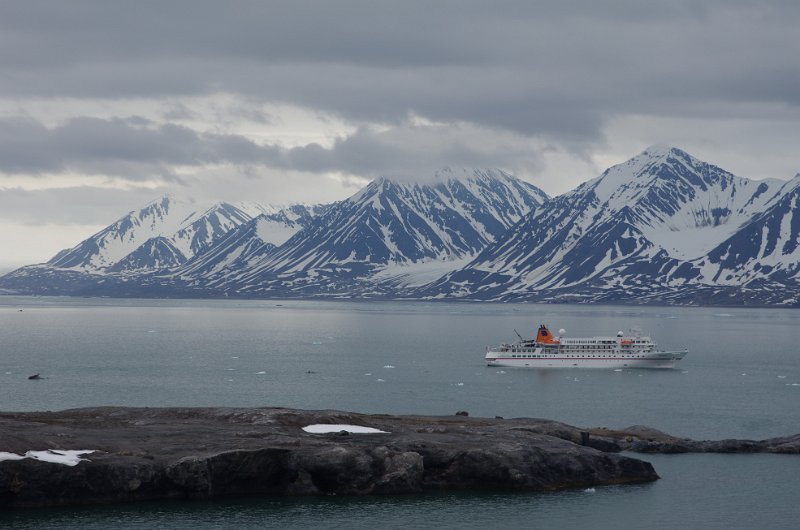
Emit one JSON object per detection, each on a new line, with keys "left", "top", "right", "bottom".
{"left": 0, "top": 407, "right": 658, "bottom": 507}
{"left": 3, "top": 407, "right": 797, "bottom": 508}
{"left": 585, "top": 425, "right": 800, "bottom": 454}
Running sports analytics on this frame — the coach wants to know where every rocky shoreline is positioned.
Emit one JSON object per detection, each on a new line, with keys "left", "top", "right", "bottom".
{"left": 1, "top": 407, "right": 797, "bottom": 508}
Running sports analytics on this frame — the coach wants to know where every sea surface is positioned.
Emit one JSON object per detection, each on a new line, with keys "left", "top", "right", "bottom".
{"left": 1, "top": 296, "right": 799, "bottom": 528}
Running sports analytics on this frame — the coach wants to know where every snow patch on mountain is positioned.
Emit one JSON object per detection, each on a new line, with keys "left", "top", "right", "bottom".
{"left": 254, "top": 216, "right": 300, "bottom": 246}
{"left": 372, "top": 256, "right": 476, "bottom": 287}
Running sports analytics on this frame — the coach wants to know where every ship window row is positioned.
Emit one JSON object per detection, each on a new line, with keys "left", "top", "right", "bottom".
{"left": 507, "top": 354, "right": 645, "bottom": 359}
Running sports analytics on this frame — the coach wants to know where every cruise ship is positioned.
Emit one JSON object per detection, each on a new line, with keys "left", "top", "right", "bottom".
{"left": 485, "top": 325, "right": 688, "bottom": 369}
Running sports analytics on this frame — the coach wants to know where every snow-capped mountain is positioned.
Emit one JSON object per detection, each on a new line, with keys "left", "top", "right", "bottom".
{"left": 174, "top": 207, "right": 328, "bottom": 283}
{"left": 46, "top": 196, "right": 323, "bottom": 273}
{"left": 4, "top": 149, "right": 800, "bottom": 306}
{"left": 107, "top": 237, "right": 188, "bottom": 273}
{"left": 224, "top": 168, "right": 549, "bottom": 295}
{"left": 420, "top": 146, "right": 794, "bottom": 302}
{"left": 691, "top": 175, "right": 800, "bottom": 289}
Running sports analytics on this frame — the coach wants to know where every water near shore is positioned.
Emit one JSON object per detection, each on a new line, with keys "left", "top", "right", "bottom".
{"left": 2, "top": 297, "right": 799, "bottom": 528}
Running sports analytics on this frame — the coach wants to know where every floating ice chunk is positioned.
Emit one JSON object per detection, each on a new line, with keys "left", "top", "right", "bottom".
{"left": 497, "top": 370, "right": 506, "bottom": 374}
{"left": 364, "top": 373, "right": 372, "bottom": 376}
{"left": 146, "top": 330, "right": 157, "bottom": 333}
{"left": 741, "top": 373, "right": 747, "bottom": 376}
{"left": 383, "top": 365, "right": 395, "bottom": 369}
{"left": 302, "top": 424, "right": 389, "bottom": 434}
{"left": 0, "top": 452, "right": 25, "bottom": 462}
{"left": 256, "top": 371, "right": 266, "bottom": 374}
{"left": 778, "top": 375, "right": 787, "bottom": 379}
{"left": 312, "top": 340, "right": 323, "bottom": 345}
{"left": 231, "top": 356, "right": 239, "bottom": 359}
{"left": 584, "top": 488, "right": 596, "bottom": 493}
{"left": 613, "top": 369, "right": 623, "bottom": 372}
{"left": 681, "top": 371, "right": 689, "bottom": 374}
{"left": 377, "top": 378, "right": 385, "bottom": 382}
{"left": 457, "top": 382, "right": 464, "bottom": 386}
{"left": 787, "top": 383, "right": 800, "bottom": 386}
{"left": 224, "top": 368, "right": 236, "bottom": 371}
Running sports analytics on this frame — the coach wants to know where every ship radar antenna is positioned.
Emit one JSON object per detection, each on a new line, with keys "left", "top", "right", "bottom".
{"left": 558, "top": 328, "right": 566, "bottom": 336}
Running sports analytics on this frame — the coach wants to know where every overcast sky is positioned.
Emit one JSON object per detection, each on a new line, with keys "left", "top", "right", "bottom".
{"left": 1, "top": 1, "right": 799, "bottom": 270}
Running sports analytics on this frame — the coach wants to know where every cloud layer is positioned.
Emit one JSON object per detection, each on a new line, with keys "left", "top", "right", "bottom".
{"left": 0, "top": 1, "right": 798, "bottom": 265}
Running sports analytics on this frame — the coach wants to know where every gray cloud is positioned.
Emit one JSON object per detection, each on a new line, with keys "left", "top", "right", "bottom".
{"left": 0, "top": 186, "right": 168, "bottom": 225}
{"left": 0, "top": 1, "right": 797, "bottom": 144}
{"left": 0, "top": 116, "right": 548, "bottom": 184}
{"left": 0, "top": 116, "right": 280, "bottom": 178}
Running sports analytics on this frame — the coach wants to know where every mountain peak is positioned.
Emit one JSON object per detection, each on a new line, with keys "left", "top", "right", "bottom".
{"left": 640, "top": 144, "right": 685, "bottom": 158}
{"left": 587, "top": 146, "right": 701, "bottom": 202}
{"left": 623, "top": 145, "right": 697, "bottom": 171}
{"left": 376, "top": 167, "right": 512, "bottom": 187}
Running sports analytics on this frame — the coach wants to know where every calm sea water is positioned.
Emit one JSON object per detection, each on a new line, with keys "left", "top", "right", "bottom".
{"left": 1, "top": 296, "right": 799, "bottom": 528}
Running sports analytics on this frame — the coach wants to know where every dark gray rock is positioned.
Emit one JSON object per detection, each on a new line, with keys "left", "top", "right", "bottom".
{"left": 0, "top": 407, "right": 658, "bottom": 507}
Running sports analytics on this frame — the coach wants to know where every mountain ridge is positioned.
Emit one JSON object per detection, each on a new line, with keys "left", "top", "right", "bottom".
{"left": 2, "top": 152, "right": 799, "bottom": 306}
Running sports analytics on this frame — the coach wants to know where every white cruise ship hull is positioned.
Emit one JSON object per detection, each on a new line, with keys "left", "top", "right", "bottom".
{"left": 485, "top": 350, "right": 688, "bottom": 369}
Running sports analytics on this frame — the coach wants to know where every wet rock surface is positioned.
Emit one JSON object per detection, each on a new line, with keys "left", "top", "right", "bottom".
{"left": 0, "top": 407, "right": 660, "bottom": 507}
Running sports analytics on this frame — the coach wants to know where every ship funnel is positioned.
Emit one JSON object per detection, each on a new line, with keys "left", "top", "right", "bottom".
{"left": 535, "top": 324, "right": 559, "bottom": 344}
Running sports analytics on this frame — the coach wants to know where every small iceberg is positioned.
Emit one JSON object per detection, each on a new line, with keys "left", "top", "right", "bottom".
{"left": 584, "top": 487, "right": 596, "bottom": 493}
{"left": 383, "top": 365, "right": 395, "bottom": 369}
{"left": 302, "top": 424, "right": 389, "bottom": 434}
